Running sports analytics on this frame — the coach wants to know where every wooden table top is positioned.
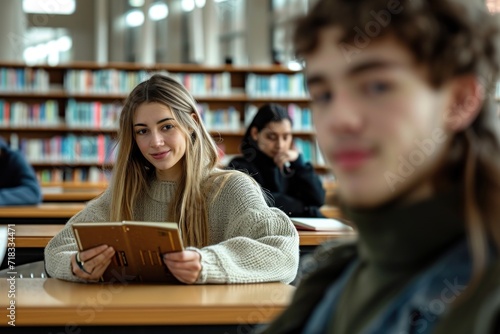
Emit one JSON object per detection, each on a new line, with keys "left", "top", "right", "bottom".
{"left": 0, "top": 204, "right": 340, "bottom": 219}
{"left": 12, "top": 224, "right": 356, "bottom": 248}
{"left": 0, "top": 203, "right": 85, "bottom": 218}
{"left": 41, "top": 184, "right": 106, "bottom": 202}
{"left": 42, "top": 191, "right": 102, "bottom": 202}
{"left": 0, "top": 278, "right": 295, "bottom": 326}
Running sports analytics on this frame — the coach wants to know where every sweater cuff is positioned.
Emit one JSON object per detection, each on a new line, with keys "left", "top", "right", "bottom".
{"left": 57, "top": 251, "right": 89, "bottom": 283}
{"left": 187, "top": 247, "right": 227, "bottom": 284}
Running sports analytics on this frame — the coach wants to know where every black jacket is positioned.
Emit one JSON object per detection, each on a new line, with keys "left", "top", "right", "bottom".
{"left": 228, "top": 147, "right": 325, "bottom": 217}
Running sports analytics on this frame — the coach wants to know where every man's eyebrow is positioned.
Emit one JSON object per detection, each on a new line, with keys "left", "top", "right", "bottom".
{"left": 306, "top": 59, "right": 403, "bottom": 86}
{"left": 133, "top": 117, "right": 175, "bottom": 127}
{"left": 347, "top": 60, "right": 403, "bottom": 76}
{"left": 306, "top": 74, "right": 325, "bottom": 87}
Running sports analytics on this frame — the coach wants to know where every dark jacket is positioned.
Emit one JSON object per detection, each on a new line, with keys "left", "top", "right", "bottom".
{"left": 261, "top": 239, "right": 500, "bottom": 334}
{"left": 261, "top": 196, "right": 500, "bottom": 334}
{"left": 0, "top": 138, "right": 42, "bottom": 206}
{"left": 228, "top": 147, "right": 325, "bottom": 217}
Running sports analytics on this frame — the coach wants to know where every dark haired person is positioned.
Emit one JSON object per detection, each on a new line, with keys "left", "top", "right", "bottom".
{"left": 262, "top": 0, "right": 500, "bottom": 333}
{"left": 0, "top": 137, "right": 42, "bottom": 206}
{"left": 229, "top": 103, "right": 325, "bottom": 218}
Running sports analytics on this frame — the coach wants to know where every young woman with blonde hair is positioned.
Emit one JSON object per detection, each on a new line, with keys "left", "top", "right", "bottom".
{"left": 45, "top": 73, "right": 299, "bottom": 284}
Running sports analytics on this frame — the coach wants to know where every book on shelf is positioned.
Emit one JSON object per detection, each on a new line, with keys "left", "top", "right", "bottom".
{"left": 72, "top": 221, "right": 184, "bottom": 283}
{"left": 291, "top": 217, "right": 353, "bottom": 232}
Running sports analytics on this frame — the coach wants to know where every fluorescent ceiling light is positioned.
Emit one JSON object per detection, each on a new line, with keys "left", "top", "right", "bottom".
{"left": 129, "top": 0, "right": 145, "bottom": 7}
{"left": 149, "top": 3, "right": 169, "bottom": 20}
{"left": 126, "top": 9, "right": 145, "bottom": 27}
{"left": 182, "top": 0, "right": 195, "bottom": 12}
{"left": 56, "top": 36, "right": 72, "bottom": 52}
{"left": 23, "top": 0, "right": 75, "bottom": 15}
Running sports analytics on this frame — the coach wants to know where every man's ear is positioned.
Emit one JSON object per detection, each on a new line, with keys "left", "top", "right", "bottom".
{"left": 250, "top": 127, "right": 259, "bottom": 141}
{"left": 443, "top": 75, "right": 484, "bottom": 132}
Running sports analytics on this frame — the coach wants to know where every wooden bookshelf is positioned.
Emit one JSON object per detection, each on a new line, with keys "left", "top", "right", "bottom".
{"left": 0, "top": 62, "right": 329, "bottom": 187}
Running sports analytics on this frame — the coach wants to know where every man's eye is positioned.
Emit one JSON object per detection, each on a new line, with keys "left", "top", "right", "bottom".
{"left": 310, "top": 91, "right": 332, "bottom": 105}
{"left": 365, "top": 82, "right": 392, "bottom": 95}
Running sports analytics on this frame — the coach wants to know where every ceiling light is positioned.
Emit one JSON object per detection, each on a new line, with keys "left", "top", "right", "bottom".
{"left": 125, "top": 9, "right": 145, "bottom": 27}
{"left": 149, "top": 2, "right": 169, "bottom": 20}
{"left": 182, "top": 0, "right": 195, "bottom": 12}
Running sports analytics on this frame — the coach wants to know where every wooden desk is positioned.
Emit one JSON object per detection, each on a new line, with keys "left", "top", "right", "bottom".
{"left": 0, "top": 203, "right": 85, "bottom": 219}
{"left": 41, "top": 183, "right": 106, "bottom": 202}
{"left": 12, "top": 224, "right": 65, "bottom": 247}
{"left": 12, "top": 224, "right": 356, "bottom": 248}
{"left": 42, "top": 190, "right": 103, "bottom": 202}
{"left": 320, "top": 205, "right": 341, "bottom": 219}
{"left": 0, "top": 278, "right": 294, "bottom": 326}
{"left": 298, "top": 230, "right": 356, "bottom": 246}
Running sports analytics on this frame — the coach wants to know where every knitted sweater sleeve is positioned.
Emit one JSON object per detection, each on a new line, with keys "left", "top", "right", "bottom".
{"left": 44, "top": 190, "right": 111, "bottom": 282}
{"left": 193, "top": 172, "right": 300, "bottom": 284}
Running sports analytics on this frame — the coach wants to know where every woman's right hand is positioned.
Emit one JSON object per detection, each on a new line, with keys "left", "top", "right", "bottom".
{"left": 71, "top": 245, "right": 115, "bottom": 281}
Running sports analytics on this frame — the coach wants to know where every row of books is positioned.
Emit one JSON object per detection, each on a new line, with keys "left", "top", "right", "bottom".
{"left": 66, "top": 99, "right": 121, "bottom": 129}
{"left": 10, "top": 134, "right": 116, "bottom": 164}
{"left": 64, "top": 69, "right": 150, "bottom": 95}
{"left": 37, "top": 166, "right": 110, "bottom": 183}
{"left": 197, "top": 104, "right": 241, "bottom": 131}
{"left": 246, "top": 73, "right": 308, "bottom": 98}
{"left": 170, "top": 72, "right": 232, "bottom": 96}
{"left": 0, "top": 68, "right": 50, "bottom": 92}
{"left": 294, "top": 138, "right": 326, "bottom": 166}
{"left": 64, "top": 70, "right": 234, "bottom": 96}
{"left": 0, "top": 100, "right": 59, "bottom": 127}
{"left": 0, "top": 67, "right": 310, "bottom": 99}
{"left": 244, "top": 104, "right": 313, "bottom": 131}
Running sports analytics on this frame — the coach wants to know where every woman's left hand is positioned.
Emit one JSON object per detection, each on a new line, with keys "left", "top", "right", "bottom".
{"left": 274, "top": 149, "right": 299, "bottom": 169}
{"left": 163, "top": 250, "right": 202, "bottom": 284}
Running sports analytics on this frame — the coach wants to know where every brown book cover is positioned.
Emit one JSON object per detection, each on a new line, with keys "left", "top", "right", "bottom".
{"left": 71, "top": 221, "right": 184, "bottom": 283}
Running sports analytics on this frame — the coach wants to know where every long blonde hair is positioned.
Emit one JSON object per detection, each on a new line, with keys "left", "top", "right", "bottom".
{"left": 109, "top": 73, "right": 235, "bottom": 247}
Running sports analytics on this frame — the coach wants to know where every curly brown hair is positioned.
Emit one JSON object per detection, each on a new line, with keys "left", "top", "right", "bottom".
{"left": 294, "top": 0, "right": 500, "bottom": 278}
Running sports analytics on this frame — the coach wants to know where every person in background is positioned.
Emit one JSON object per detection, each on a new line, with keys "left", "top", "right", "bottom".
{"left": 229, "top": 103, "right": 326, "bottom": 218}
{"left": 262, "top": 0, "right": 500, "bottom": 333}
{"left": 0, "top": 137, "right": 42, "bottom": 206}
{"left": 45, "top": 74, "right": 299, "bottom": 285}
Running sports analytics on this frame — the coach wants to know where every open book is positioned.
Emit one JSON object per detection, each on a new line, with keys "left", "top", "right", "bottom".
{"left": 291, "top": 217, "right": 353, "bottom": 232}
{"left": 71, "top": 221, "right": 184, "bottom": 283}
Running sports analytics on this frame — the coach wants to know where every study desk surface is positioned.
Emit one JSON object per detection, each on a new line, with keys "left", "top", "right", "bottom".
{"left": 13, "top": 224, "right": 357, "bottom": 248}
{"left": 0, "top": 278, "right": 295, "bottom": 326}
{"left": 0, "top": 203, "right": 85, "bottom": 218}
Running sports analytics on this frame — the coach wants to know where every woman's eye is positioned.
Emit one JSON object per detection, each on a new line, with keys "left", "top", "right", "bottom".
{"left": 162, "top": 124, "right": 174, "bottom": 131}
{"left": 267, "top": 134, "right": 277, "bottom": 141}
{"left": 136, "top": 128, "right": 148, "bottom": 135}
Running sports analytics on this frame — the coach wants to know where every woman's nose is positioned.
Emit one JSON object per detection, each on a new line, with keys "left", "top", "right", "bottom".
{"left": 150, "top": 132, "right": 164, "bottom": 147}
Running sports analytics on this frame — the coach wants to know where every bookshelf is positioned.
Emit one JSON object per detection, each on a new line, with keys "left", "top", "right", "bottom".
{"left": 0, "top": 61, "right": 328, "bottom": 186}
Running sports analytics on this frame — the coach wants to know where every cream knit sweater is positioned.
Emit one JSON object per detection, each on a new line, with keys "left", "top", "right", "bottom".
{"left": 44, "top": 171, "right": 300, "bottom": 284}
